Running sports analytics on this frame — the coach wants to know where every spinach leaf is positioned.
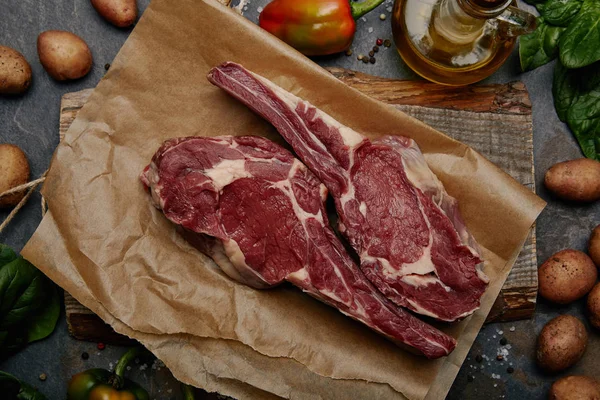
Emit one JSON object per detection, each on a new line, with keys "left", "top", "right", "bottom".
{"left": 553, "top": 60, "right": 600, "bottom": 159}
{"left": 553, "top": 60, "right": 580, "bottom": 121}
{"left": 540, "top": 0, "right": 583, "bottom": 26}
{"left": 0, "top": 371, "right": 48, "bottom": 400}
{"left": 0, "top": 244, "right": 60, "bottom": 358}
{"left": 520, "top": 18, "right": 565, "bottom": 71}
{"left": 559, "top": 0, "right": 600, "bottom": 68}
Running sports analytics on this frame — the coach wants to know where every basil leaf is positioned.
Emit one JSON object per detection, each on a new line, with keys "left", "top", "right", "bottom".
{"left": 520, "top": 18, "right": 565, "bottom": 71}
{"left": 0, "top": 246, "right": 60, "bottom": 357}
{"left": 553, "top": 60, "right": 579, "bottom": 121}
{"left": 559, "top": 0, "right": 600, "bottom": 68}
{"left": 0, "top": 371, "right": 48, "bottom": 400}
{"left": 553, "top": 60, "right": 600, "bottom": 159}
{"left": 541, "top": 0, "right": 583, "bottom": 26}
{"left": 26, "top": 284, "right": 60, "bottom": 343}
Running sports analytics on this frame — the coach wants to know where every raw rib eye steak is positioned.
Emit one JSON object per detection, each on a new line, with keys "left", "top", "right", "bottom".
{"left": 208, "top": 62, "right": 489, "bottom": 322}
{"left": 141, "top": 135, "right": 456, "bottom": 358}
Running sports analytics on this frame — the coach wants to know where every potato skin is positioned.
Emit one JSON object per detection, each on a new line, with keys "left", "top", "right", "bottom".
{"left": 539, "top": 249, "right": 598, "bottom": 304}
{"left": 0, "top": 144, "right": 30, "bottom": 208}
{"left": 0, "top": 46, "right": 32, "bottom": 94}
{"left": 549, "top": 375, "right": 600, "bottom": 400}
{"left": 589, "top": 225, "right": 600, "bottom": 267}
{"left": 589, "top": 283, "right": 600, "bottom": 330}
{"left": 537, "top": 315, "right": 587, "bottom": 373}
{"left": 37, "top": 31, "right": 93, "bottom": 81}
{"left": 91, "top": 0, "right": 137, "bottom": 27}
{"left": 544, "top": 159, "right": 600, "bottom": 202}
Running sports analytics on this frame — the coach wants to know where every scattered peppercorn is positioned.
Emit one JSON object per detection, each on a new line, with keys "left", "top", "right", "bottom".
{"left": 496, "top": 355, "right": 504, "bottom": 361}
{"left": 345, "top": 49, "right": 353, "bottom": 56}
{"left": 376, "top": 38, "right": 384, "bottom": 46}
{"left": 39, "top": 373, "right": 47, "bottom": 381}
{"left": 467, "top": 375, "right": 474, "bottom": 382}
{"left": 475, "top": 354, "right": 483, "bottom": 363}
{"left": 362, "top": 57, "right": 369, "bottom": 64}
{"left": 81, "top": 352, "right": 89, "bottom": 360}
{"left": 379, "top": 13, "right": 386, "bottom": 20}
{"left": 97, "top": 342, "right": 106, "bottom": 350}
{"left": 383, "top": 39, "right": 392, "bottom": 47}
{"left": 369, "top": 50, "right": 375, "bottom": 57}
{"left": 358, "top": 54, "right": 364, "bottom": 60}
{"left": 369, "top": 57, "right": 376, "bottom": 64}
{"left": 373, "top": 46, "right": 379, "bottom": 53}
{"left": 507, "top": 367, "right": 514, "bottom": 374}
{"left": 104, "top": 63, "right": 110, "bottom": 71}
{"left": 500, "top": 337, "right": 508, "bottom": 346}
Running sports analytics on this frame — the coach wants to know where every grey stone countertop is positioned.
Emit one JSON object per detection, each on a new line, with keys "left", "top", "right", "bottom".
{"left": 1, "top": 0, "right": 598, "bottom": 399}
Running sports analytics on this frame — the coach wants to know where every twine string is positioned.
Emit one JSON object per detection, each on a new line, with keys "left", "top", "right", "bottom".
{"left": 0, "top": 171, "right": 48, "bottom": 234}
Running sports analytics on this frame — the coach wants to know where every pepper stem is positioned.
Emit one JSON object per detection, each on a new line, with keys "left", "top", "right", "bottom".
{"left": 350, "top": 0, "right": 386, "bottom": 19}
{"left": 182, "top": 383, "right": 196, "bottom": 400}
{"left": 114, "top": 346, "right": 150, "bottom": 379}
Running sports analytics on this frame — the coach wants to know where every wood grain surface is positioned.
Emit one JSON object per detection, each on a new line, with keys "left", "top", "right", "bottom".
{"left": 60, "top": 68, "right": 537, "bottom": 343}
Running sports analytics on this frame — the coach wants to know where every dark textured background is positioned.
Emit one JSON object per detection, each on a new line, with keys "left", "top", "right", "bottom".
{"left": 1, "top": 0, "right": 599, "bottom": 398}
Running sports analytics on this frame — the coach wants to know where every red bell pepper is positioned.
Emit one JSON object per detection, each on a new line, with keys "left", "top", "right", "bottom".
{"left": 259, "top": 0, "right": 385, "bottom": 56}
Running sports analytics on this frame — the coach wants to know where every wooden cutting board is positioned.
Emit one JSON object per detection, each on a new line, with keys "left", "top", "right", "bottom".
{"left": 60, "top": 68, "right": 537, "bottom": 344}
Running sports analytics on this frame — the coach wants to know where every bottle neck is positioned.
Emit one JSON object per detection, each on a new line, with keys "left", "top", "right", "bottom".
{"left": 434, "top": 0, "right": 488, "bottom": 45}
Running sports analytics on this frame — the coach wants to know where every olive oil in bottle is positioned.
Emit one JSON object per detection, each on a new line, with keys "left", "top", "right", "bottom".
{"left": 392, "top": 0, "right": 536, "bottom": 85}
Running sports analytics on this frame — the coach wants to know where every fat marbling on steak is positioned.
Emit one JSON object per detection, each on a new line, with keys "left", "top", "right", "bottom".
{"left": 141, "top": 135, "right": 456, "bottom": 358}
{"left": 208, "top": 62, "right": 488, "bottom": 322}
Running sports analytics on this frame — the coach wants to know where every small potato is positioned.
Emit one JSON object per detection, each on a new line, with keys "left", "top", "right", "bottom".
{"left": 0, "top": 144, "right": 30, "bottom": 208}
{"left": 545, "top": 159, "right": 600, "bottom": 202}
{"left": 0, "top": 45, "right": 32, "bottom": 94}
{"left": 549, "top": 375, "right": 600, "bottom": 400}
{"left": 539, "top": 249, "right": 598, "bottom": 304}
{"left": 37, "top": 31, "right": 92, "bottom": 81}
{"left": 537, "top": 315, "right": 587, "bottom": 373}
{"left": 589, "top": 225, "right": 600, "bottom": 267}
{"left": 588, "top": 283, "right": 600, "bottom": 330}
{"left": 91, "top": 0, "right": 137, "bottom": 27}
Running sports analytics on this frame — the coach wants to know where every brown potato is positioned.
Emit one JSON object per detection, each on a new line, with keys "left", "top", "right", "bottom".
{"left": 91, "top": 0, "right": 137, "bottom": 28}
{"left": 589, "top": 283, "right": 600, "bottom": 330}
{"left": 37, "top": 31, "right": 92, "bottom": 80}
{"left": 549, "top": 375, "right": 600, "bottom": 399}
{"left": 589, "top": 225, "right": 600, "bottom": 267}
{"left": 0, "top": 144, "right": 30, "bottom": 208}
{"left": 537, "top": 315, "right": 587, "bottom": 373}
{"left": 539, "top": 249, "right": 598, "bottom": 304}
{"left": 0, "top": 45, "right": 32, "bottom": 94}
{"left": 545, "top": 159, "right": 600, "bottom": 202}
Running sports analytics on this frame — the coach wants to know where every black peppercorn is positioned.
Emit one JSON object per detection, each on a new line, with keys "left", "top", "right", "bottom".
{"left": 467, "top": 375, "right": 474, "bottom": 382}
{"left": 500, "top": 337, "right": 508, "bottom": 346}
{"left": 369, "top": 50, "right": 375, "bottom": 57}
{"left": 383, "top": 39, "right": 392, "bottom": 48}
{"left": 104, "top": 63, "right": 110, "bottom": 71}
{"left": 362, "top": 57, "right": 369, "bottom": 64}
{"left": 475, "top": 354, "right": 483, "bottom": 363}
{"left": 81, "top": 352, "right": 89, "bottom": 360}
{"left": 369, "top": 57, "right": 376, "bottom": 64}
{"left": 373, "top": 46, "right": 379, "bottom": 53}
{"left": 507, "top": 367, "right": 514, "bottom": 374}
{"left": 496, "top": 355, "right": 504, "bottom": 361}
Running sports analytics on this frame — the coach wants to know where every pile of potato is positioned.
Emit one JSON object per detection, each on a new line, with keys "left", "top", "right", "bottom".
{"left": 536, "top": 162, "right": 600, "bottom": 398}
{"left": 0, "top": 0, "right": 138, "bottom": 205}
{"left": 0, "top": 0, "right": 137, "bottom": 95}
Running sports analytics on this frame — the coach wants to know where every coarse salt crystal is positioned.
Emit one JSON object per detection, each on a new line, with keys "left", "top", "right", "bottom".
{"left": 498, "top": 330, "right": 504, "bottom": 335}
{"left": 387, "top": 6, "right": 393, "bottom": 12}
{"left": 510, "top": 326, "right": 516, "bottom": 332}
{"left": 368, "top": 27, "right": 374, "bottom": 33}
{"left": 257, "top": 6, "right": 263, "bottom": 12}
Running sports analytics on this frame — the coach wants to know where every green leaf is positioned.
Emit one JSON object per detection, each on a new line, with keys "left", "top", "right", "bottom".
{"left": 553, "top": 60, "right": 600, "bottom": 160}
{"left": 559, "top": 0, "right": 600, "bottom": 68}
{"left": 0, "top": 245, "right": 60, "bottom": 357}
{"left": 520, "top": 18, "right": 566, "bottom": 71}
{"left": 0, "top": 371, "right": 48, "bottom": 400}
{"left": 541, "top": 0, "right": 583, "bottom": 26}
{"left": 26, "top": 284, "right": 60, "bottom": 343}
{"left": 553, "top": 60, "right": 579, "bottom": 121}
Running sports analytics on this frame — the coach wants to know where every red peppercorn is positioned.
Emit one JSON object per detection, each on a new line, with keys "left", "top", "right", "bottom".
{"left": 376, "top": 38, "right": 383, "bottom": 46}
{"left": 97, "top": 342, "right": 105, "bottom": 350}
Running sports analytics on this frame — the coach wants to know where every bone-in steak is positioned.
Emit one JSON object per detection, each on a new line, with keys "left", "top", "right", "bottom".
{"left": 208, "top": 62, "right": 489, "bottom": 322}
{"left": 141, "top": 135, "right": 456, "bottom": 358}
